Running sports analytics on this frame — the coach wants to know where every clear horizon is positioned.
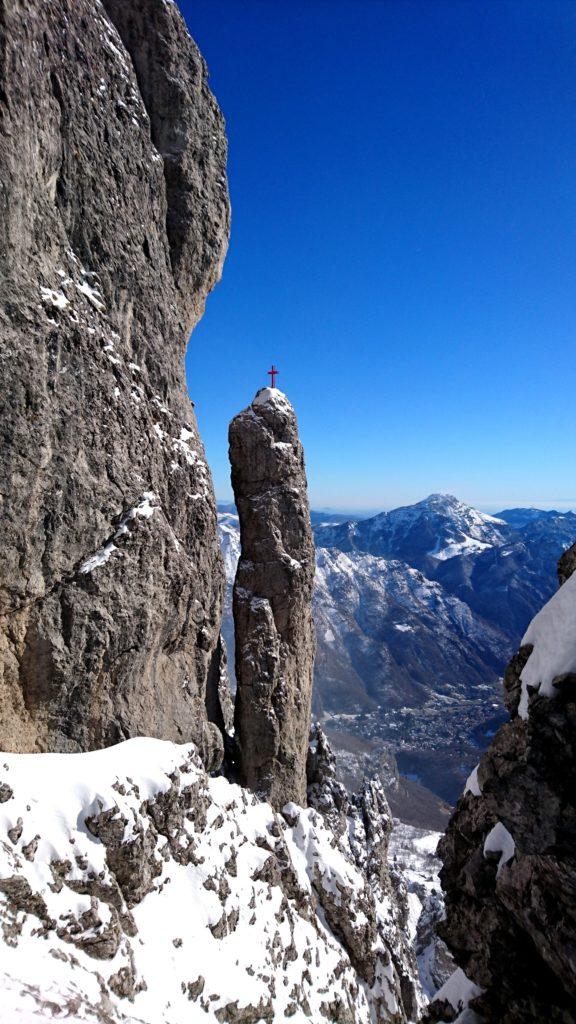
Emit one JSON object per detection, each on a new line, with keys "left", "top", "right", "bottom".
{"left": 180, "top": 0, "right": 576, "bottom": 514}
{"left": 216, "top": 489, "right": 575, "bottom": 518}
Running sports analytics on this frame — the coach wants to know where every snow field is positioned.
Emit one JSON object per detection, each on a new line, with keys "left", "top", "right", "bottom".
{"left": 0, "top": 739, "right": 408, "bottom": 1023}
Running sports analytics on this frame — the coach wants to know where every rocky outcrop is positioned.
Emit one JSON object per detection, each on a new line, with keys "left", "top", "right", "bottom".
{"left": 431, "top": 546, "right": 576, "bottom": 1023}
{"left": 229, "top": 388, "right": 316, "bottom": 808}
{"left": 306, "top": 724, "right": 424, "bottom": 1021}
{"left": 0, "top": 0, "right": 230, "bottom": 761}
{"left": 558, "top": 540, "right": 576, "bottom": 586}
{"left": 0, "top": 736, "right": 421, "bottom": 1023}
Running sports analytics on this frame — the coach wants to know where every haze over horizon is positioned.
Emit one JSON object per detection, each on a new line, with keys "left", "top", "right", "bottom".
{"left": 181, "top": 0, "right": 576, "bottom": 513}
{"left": 216, "top": 489, "right": 576, "bottom": 519}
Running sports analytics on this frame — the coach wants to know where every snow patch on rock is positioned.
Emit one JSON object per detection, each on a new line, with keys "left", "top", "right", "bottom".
{"left": 464, "top": 765, "right": 482, "bottom": 797}
{"left": 78, "top": 492, "right": 159, "bottom": 574}
{"left": 433, "top": 967, "right": 483, "bottom": 1022}
{"left": 483, "top": 821, "right": 515, "bottom": 875}
{"left": 252, "top": 387, "right": 293, "bottom": 412}
{"left": 519, "top": 570, "right": 576, "bottom": 717}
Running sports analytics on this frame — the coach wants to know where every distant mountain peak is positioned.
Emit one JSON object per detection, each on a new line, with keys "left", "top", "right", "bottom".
{"left": 314, "top": 492, "right": 509, "bottom": 565}
{"left": 418, "top": 493, "right": 506, "bottom": 524}
{"left": 421, "top": 492, "right": 460, "bottom": 505}
{"left": 496, "top": 506, "right": 576, "bottom": 529}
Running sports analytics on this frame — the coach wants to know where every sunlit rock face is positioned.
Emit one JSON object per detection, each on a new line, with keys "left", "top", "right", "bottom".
{"left": 432, "top": 542, "right": 576, "bottom": 1024}
{"left": 229, "top": 388, "right": 316, "bottom": 809}
{"left": 0, "top": 0, "right": 230, "bottom": 761}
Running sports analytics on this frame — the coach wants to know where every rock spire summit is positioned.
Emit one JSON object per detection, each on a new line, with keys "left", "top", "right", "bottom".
{"left": 229, "top": 387, "right": 315, "bottom": 808}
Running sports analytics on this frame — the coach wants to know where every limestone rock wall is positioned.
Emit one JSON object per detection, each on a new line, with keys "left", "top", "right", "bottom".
{"left": 433, "top": 543, "right": 576, "bottom": 1023}
{"left": 229, "top": 388, "right": 316, "bottom": 808}
{"left": 0, "top": 0, "right": 230, "bottom": 761}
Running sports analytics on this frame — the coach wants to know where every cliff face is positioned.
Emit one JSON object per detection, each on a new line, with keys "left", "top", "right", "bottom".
{"left": 0, "top": 0, "right": 230, "bottom": 760}
{"left": 229, "top": 388, "right": 316, "bottom": 808}
{"left": 432, "top": 541, "right": 576, "bottom": 1023}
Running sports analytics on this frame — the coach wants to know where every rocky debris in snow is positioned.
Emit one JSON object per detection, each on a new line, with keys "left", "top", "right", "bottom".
{"left": 434, "top": 546, "right": 576, "bottom": 1023}
{"left": 388, "top": 822, "right": 454, "bottom": 1000}
{"left": 0, "top": 0, "right": 230, "bottom": 763}
{"left": 306, "top": 725, "right": 424, "bottom": 1021}
{"left": 306, "top": 723, "right": 350, "bottom": 837}
{"left": 0, "top": 737, "right": 421, "bottom": 1023}
{"left": 229, "top": 389, "right": 316, "bottom": 809}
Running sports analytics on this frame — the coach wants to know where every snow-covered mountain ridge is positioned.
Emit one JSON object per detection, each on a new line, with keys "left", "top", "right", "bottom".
{"left": 0, "top": 737, "right": 424, "bottom": 1023}
{"left": 314, "top": 546, "right": 509, "bottom": 710}
{"left": 313, "top": 494, "right": 510, "bottom": 567}
{"left": 314, "top": 493, "right": 575, "bottom": 578}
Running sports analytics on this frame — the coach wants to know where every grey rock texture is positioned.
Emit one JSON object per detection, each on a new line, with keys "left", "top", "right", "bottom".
{"left": 0, "top": 0, "right": 230, "bottom": 760}
{"left": 229, "top": 388, "right": 316, "bottom": 808}
{"left": 430, "top": 548, "right": 576, "bottom": 1024}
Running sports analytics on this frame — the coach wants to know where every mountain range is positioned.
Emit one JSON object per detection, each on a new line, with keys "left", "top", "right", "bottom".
{"left": 3, "top": 0, "right": 572, "bottom": 1018}
{"left": 218, "top": 494, "right": 576, "bottom": 807}
{"left": 314, "top": 493, "right": 576, "bottom": 652}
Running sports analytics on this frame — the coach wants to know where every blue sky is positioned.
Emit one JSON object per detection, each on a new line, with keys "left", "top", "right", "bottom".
{"left": 180, "top": 0, "right": 576, "bottom": 513}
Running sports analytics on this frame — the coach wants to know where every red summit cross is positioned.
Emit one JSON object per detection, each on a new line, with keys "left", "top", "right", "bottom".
{"left": 268, "top": 364, "right": 279, "bottom": 388}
